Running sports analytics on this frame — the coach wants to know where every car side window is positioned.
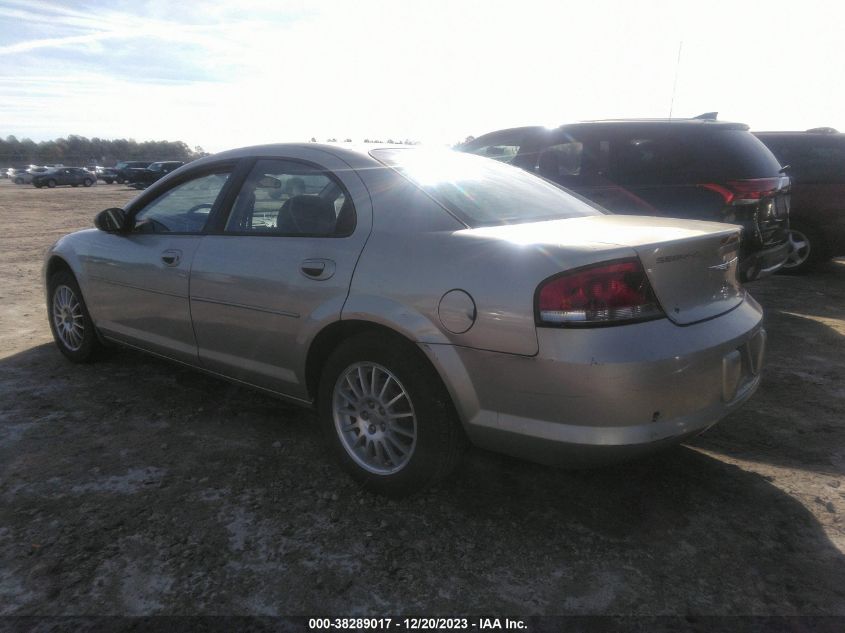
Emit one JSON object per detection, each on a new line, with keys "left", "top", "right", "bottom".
{"left": 132, "top": 171, "right": 231, "bottom": 234}
{"left": 465, "top": 133, "right": 525, "bottom": 165}
{"left": 783, "top": 142, "right": 845, "bottom": 184}
{"left": 224, "top": 159, "right": 355, "bottom": 237}
{"left": 469, "top": 144, "right": 521, "bottom": 164}
{"left": 535, "top": 142, "right": 583, "bottom": 180}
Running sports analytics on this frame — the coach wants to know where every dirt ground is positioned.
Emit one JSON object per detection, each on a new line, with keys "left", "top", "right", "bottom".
{"left": 0, "top": 179, "right": 844, "bottom": 617}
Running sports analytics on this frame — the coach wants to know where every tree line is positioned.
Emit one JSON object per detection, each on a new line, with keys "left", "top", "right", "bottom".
{"left": 0, "top": 135, "right": 209, "bottom": 167}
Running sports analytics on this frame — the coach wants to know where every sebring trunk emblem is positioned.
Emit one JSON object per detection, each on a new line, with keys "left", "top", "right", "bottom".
{"left": 656, "top": 251, "right": 700, "bottom": 264}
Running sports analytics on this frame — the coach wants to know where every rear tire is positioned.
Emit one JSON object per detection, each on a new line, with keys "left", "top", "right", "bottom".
{"left": 780, "top": 224, "right": 828, "bottom": 274}
{"left": 317, "top": 332, "right": 466, "bottom": 497}
{"left": 47, "top": 179, "right": 57, "bottom": 188}
{"left": 83, "top": 178, "right": 93, "bottom": 187}
{"left": 47, "top": 271, "right": 104, "bottom": 363}
{"left": 13, "top": 177, "right": 23, "bottom": 185}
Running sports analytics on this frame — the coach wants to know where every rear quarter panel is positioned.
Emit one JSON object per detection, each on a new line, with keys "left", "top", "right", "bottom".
{"left": 345, "top": 169, "right": 635, "bottom": 356}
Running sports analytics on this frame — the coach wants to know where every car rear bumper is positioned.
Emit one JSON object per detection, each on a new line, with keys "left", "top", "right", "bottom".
{"left": 423, "top": 295, "right": 765, "bottom": 466}
{"left": 740, "top": 239, "right": 789, "bottom": 281}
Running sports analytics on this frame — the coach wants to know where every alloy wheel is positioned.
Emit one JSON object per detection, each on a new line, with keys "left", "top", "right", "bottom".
{"left": 52, "top": 285, "right": 85, "bottom": 351}
{"left": 332, "top": 362, "right": 417, "bottom": 475}
{"left": 783, "top": 229, "right": 811, "bottom": 269}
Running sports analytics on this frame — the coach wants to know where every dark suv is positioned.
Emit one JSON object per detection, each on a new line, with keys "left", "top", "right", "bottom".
{"left": 459, "top": 117, "right": 791, "bottom": 281}
{"left": 754, "top": 128, "right": 845, "bottom": 272}
{"left": 126, "top": 161, "right": 184, "bottom": 189}
{"left": 114, "top": 161, "right": 151, "bottom": 184}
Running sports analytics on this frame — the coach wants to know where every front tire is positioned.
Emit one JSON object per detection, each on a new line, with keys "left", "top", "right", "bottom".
{"left": 47, "top": 179, "right": 57, "bottom": 188}
{"left": 317, "top": 333, "right": 465, "bottom": 497}
{"left": 47, "top": 271, "right": 103, "bottom": 363}
{"left": 83, "top": 178, "right": 93, "bottom": 187}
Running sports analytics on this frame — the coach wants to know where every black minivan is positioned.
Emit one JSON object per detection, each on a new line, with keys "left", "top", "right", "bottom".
{"left": 459, "top": 117, "right": 791, "bottom": 281}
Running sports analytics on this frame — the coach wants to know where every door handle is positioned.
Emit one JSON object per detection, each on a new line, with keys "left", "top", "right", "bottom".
{"left": 300, "top": 258, "right": 335, "bottom": 280}
{"left": 161, "top": 249, "right": 182, "bottom": 266}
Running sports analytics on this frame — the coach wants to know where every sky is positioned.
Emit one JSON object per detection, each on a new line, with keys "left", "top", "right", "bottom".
{"left": 1, "top": 0, "right": 844, "bottom": 152}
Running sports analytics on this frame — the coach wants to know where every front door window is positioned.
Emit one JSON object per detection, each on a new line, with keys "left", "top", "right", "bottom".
{"left": 132, "top": 171, "right": 231, "bottom": 234}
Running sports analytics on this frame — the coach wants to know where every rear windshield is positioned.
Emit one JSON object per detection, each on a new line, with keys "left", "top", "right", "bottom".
{"left": 371, "top": 148, "right": 604, "bottom": 227}
{"left": 608, "top": 129, "right": 783, "bottom": 186}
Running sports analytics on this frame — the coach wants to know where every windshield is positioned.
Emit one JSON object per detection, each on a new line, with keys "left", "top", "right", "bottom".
{"left": 371, "top": 148, "right": 604, "bottom": 227}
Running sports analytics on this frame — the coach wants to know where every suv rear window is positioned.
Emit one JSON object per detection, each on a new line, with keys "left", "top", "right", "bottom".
{"left": 608, "top": 130, "right": 782, "bottom": 186}
{"left": 371, "top": 148, "right": 604, "bottom": 227}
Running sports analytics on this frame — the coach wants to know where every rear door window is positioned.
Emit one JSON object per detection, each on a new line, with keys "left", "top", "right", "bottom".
{"left": 223, "top": 159, "right": 355, "bottom": 236}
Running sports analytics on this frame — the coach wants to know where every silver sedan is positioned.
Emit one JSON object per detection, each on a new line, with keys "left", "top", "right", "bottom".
{"left": 44, "top": 144, "right": 766, "bottom": 496}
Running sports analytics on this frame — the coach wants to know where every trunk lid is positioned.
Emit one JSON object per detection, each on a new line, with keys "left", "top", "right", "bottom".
{"left": 565, "top": 215, "right": 744, "bottom": 325}
{"left": 473, "top": 215, "right": 744, "bottom": 326}
{"left": 621, "top": 223, "right": 742, "bottom": 325}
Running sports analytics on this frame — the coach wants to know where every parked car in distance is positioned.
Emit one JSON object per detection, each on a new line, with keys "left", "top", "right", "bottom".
{"left": 113, "top": 161, "right": 151, "bottom": 184}
{"left": 32, "top": 167, "right": 96, "bottom": 188}
{"left": 11, "top": 166, "right": 49, "bottom": 184}
{"left": 458, "top": 116, "right": 791, "bottom": 282}
{"left": 127, "top": 161, "right": 185, "bottom": 188}
{"left": 754, "top": 128, "right": 845, "bottom": 272}
{"left": 45, "top": 145, "right": 766, "bottom": 496}
{"left": 95, "top": 167, "right": 119, "bottom": 184}
{"left": 9, "top": 168, "right": 30, "bottom": 184}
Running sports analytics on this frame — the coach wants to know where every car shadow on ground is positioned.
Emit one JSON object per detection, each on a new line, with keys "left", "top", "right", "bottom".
{"left": 2, "top": 343, "right": 845, "bottom": 615}
{"left": 691, "top": 300, "right": 845, "bottom": 476}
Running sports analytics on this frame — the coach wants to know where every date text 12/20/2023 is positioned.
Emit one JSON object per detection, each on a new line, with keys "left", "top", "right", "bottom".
{"left": 308, "top": 618, "right": 528, "bottom": 630}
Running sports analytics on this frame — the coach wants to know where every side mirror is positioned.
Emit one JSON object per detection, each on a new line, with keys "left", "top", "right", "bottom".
{"left": 95, "top": 208, "right": 128, "bottom": 233}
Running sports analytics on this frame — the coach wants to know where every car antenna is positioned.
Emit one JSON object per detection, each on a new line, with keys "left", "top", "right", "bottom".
{"left": 668, "top": 41, "right": 683, "bottom": 119}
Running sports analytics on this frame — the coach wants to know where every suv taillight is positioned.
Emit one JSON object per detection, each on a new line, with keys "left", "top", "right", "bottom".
{"left": 700, "top": 176, "right": 789, "bottom": 204}
{"left": 536, "top": 258, "right": 664, "bottom": 327}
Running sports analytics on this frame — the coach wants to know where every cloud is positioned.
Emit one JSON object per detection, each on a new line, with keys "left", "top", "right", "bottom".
{"left": 1, "top": 0, "right": 844, "bottom": 150}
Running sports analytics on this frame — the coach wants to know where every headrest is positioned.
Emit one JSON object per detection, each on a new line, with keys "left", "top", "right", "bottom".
{"left": 284, "top": 195, "right": 336, "bottom": 234}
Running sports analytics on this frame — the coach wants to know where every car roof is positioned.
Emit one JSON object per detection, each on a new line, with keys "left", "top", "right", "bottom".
{"left": 470, "top": 119, "right": 751, "bottom": 141}
{"left": 754, "top": 129, "right": 843, "bottom": 138}
{"left": 205, "top": 142, "right": 418, "bottom": 165}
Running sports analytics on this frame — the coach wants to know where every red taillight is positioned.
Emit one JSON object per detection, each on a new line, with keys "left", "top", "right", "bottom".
{"left": 699, "top": 177, "right": 788, "bottom": 204}
{"left": 536, "top": 258, "right": 664, "bottom": 326}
